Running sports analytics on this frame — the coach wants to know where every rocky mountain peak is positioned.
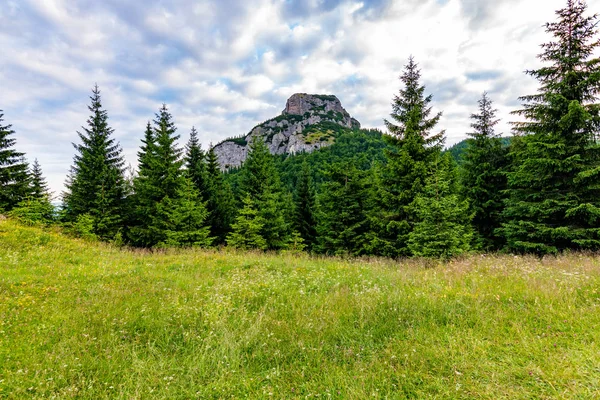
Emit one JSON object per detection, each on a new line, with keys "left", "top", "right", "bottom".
{"left": 283, "top": 93, "right": 346, "bottom": 116}
{"left": 213, "top": 93, "right": 360, "bottom": 169}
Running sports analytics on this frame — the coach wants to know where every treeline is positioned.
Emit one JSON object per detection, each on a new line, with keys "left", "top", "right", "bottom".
{"left": 1, "top": 0, "right": 599, "bottom": 257}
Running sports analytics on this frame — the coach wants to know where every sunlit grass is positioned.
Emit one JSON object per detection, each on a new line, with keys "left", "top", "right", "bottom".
{"left": 1, "top": 219, "right": 599, "bottom": 398}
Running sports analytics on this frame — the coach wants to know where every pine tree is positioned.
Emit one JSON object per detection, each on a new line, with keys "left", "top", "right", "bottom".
{"left": 159, "top": 176, "right": 213, "bottom": 248}
{"left": 238, "top": 137, "right": 290, "bottom": 249}
{"left": 62, "top": 85, "right": 126, "bottom": 239}
{"left": 130, "top": 104, "right": 190, "bottom": 247}
{"left": 205, "top": 146, "right": 236, "bottom": 243}
{"left": 30, "top": 159, "right": 51, "bottom": 200}
{"left": 502, "top": 0, "right": 600, "bottom": 254}
{"left": 461, "top": 93, "right": 508, "bottom": 251}
{"left": 185, "top": 127, "right": 209, "bottom": 201}
{"left": 227, "top": 195, "right": 267, "bottom": 250}
{"left": 0, "top": 110, "right": 30, "bottom": 212}
{"left": 408, "top": 153, "right": 472, "bottom": 259}
{"left": 293, "top": 159, "right": 317, "bottom": 250}
{"left": 316, "top": 162, "right": 372, "bottom": 256}
{"left": 372, "top": 57, "right": 445, "bottom": 257}
{"left": 10, "top": 158, "right": 55, "bottom": 226}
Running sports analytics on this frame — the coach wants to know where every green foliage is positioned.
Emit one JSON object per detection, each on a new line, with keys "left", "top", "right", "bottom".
{"left": 73, "top": 213, "right": 97, "bottom": 241}
{"left": 372, "top": 56, "right": 445, "bottom": 257}
{"left": 205, "top": 147, "right": 236, "bottom": 244}
{"left": 316, "top": 162, "right": 372, "bottom": 256}
{"left": 0, "top": 110, "right": 30, "bottom": 212}
{"left": 62, "top": 85, "right": 126, "bottom": 240}
{"left": 185, "top": 127, "right": 209, "bottom": 201}
{"left": 292, "top": 160, "right": 317, "bottom": 250}
{"left": 222, "top": 135, "right": 248, "bottom": 146}
{"left": 238, "top": 137, "right": 290, "bottom": 250}
{"left": 409, "top": 154, "right": 473, "bottom": 259}
{"left": 158, "top": 178, "right": 213, "bottom": 248}
{"left": 226, "top": 195, "right": 267, "bottom": 250}
{"left": 29, "top": 159, "right": 51, "bottom": 200}
{"left": 129, "top": 104, "right": 211, "bottom": 248}
{"left": 502, "top": 0, "right": 600, "bottom": 254}
{"left": 461, "top": 93, "right": 508, "bottom": 251}
{"left": 9, "top": 197, "right": 55, "bottom": 226}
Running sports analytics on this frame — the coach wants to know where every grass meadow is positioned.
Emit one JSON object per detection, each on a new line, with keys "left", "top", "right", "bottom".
{"left": 1, "top": 219, "right": 599, "bottom": 399}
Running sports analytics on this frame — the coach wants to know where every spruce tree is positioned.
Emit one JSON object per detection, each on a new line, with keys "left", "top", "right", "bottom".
{"left": 9, "top": 159, "right": 55, "bottom": 225}
{"left": 130, "top": 105, "right": 188, "bottom": 247}
{"left": 372, "top": 57, "right": 445, "bottom": 257}
{"left": 159, "top": 176, "right": 213, "bottom": 248}
{"left": 30, "top": 159, "right": 51, "bottom": 200}
{"left": 316, "top": 161, "right": 372, "bottom": 256}
{"left": 227, "top": 195, "right": 267, "bottom": 250}
{"left": 408, "top": 153, "right": 472, "bottom": 259}
{"left": 502, "top": 0, "right": 600, "bottom": 254}
{"left": 62, "top": 85, "right": 126, "bottom": 239}
{"left": 185, "top": 127, "right": 209, "bottom": 201}
{"left": 293, "top": 159, "right": 317, "bottom": 250}
{"left": 461, "top": 93, "right": 508, "bottom": 251}
{"left": 238, "top": 137, "right": 290, "bottom": 249}
{"left": 0, "top": 110, "right": 30, "bottom": 212}
{"left": 205, "top": 146, "right": 236, "bottom": 243}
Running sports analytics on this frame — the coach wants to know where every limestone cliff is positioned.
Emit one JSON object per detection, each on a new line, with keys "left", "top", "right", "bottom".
{"left": 213, "top": 94, "right": 360, "bottom": 169}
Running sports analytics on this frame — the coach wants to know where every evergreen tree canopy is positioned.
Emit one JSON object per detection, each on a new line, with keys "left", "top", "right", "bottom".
{"left": 316, "top": 161, "right": 372, "bottom": 256}
{"left": 293, "top": 159, "right": 317, "bottom": 250}
{"left": 461, "top": 93, "right": 508, "bottom": 251}
{"left": 30, "top": 159, "right": 51, "bottom": 200}
{"left": 238, "top": 137, "right": 290, "bottom": 250}
{"left": 502, "top": 0, "right": 600, "bottom": 254}
{"left": 227, "top": 194, "right": 268, "bottom": 250}
{"left": 130, "top": 104, "right": 190, "bottom": 247}
{"left": 185, "top": 127, "right": 209, "bottom": 202}
{"left": 205, "top": 146, "right": 236, "bottom": 243}
{"left": 0, "top": 110, "right": 30, "bottom": 212}
{"left": 373, "top": 57, "right": 445, "bottom": 257}
{"left": 409, "top": 153, "right": 473, "bottom": 259}
{"left": 62, "top": 85, "right": 126, "bottom": 239}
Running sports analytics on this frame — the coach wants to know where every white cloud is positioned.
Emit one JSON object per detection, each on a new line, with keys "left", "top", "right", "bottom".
{"left": 0, "top": 0, "right": 590, "bottom": 193}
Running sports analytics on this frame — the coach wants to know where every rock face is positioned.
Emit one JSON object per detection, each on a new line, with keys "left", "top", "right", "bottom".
{"left": 213, "top": 94, "right": 360, "bottom": 169}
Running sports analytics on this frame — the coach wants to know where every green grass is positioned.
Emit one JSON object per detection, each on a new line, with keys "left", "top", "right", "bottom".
{"left": 1, "top": 219, "right": 600, "bottom": 399}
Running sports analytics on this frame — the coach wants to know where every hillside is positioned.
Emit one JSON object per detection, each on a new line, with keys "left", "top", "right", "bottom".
{"left": 1, "top": 219, "right": 599, "bottom": 398}
{"left": 213, "top": 93, "right": 361, "bottom": 169}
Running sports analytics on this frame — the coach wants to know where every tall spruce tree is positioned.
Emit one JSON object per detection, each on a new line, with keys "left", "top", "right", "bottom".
{"left": 316, "top": 161, "right": 372, "bottom": 256}
{"left": 371, "top": 57, "right": 445, "bottom": 257}
{"left": 461, "top": 93, "right": 508, "bottom": 251}
{"left": 185, "top": 127, "right": 209, "bottom": 201}
{"left": 409, "top": 153, "right": 472, "bottom": 259}
{"left": 502, "top": 0, "right": 600, "bottom": 254}
{"left": 131, "top": 105, "right": 181, "bottom": 246}
{"left": 293, "top": 159, "right": 317, "bottom": 250}
{"left": 238, "top": 137, "right": 290, "bottom": 250}
{"left": 62, "top": 85, "right": 126, "bottom": 239}
{"left": 205, "top": 146, "right": 236, "bottom": 243}
{"left": 0, "top": 110, "right": 30, "bottom": 212}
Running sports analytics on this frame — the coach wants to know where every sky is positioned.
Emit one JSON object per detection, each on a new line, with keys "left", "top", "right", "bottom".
{"left": 0, "top": 0, "right": 587, "bottom": 194}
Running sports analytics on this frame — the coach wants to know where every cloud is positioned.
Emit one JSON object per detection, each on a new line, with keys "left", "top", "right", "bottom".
{"left": 0, "top": 0, "right": 580, "bottom": 193}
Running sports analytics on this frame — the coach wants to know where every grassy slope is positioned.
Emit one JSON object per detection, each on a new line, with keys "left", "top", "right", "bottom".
{"left": 1, "top": 220, "right": 599, "bottom": 399}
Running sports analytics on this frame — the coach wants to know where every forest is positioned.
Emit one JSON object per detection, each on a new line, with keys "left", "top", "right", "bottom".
{"left": 1, "top": 0, "right": 599, "bottom": 259}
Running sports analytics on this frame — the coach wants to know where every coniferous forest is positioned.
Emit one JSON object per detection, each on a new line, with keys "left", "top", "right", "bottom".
{"left": 1, "top": 0, "right": 599, "bottom": 258}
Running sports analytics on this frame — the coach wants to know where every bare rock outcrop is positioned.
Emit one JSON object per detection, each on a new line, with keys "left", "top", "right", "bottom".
{"left": 213, "top": 94, "right": 360, "bottom": 169}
